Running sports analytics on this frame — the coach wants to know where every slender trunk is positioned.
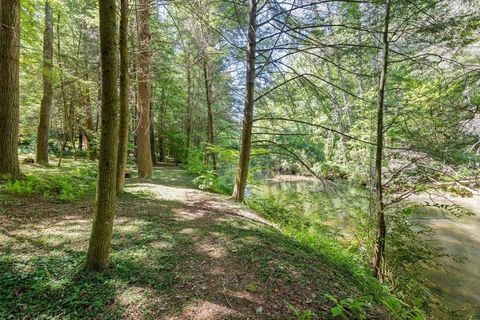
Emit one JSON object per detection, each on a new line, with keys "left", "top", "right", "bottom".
{"left": 325, "top": 62, "right": 348, "bottom": 163}
{"left": 84, "top": 88, "right": 96, "bottom": 160}
{"left": 185, "top": 49, "right": 193, "bottom": 162}
{"left": 203, "top": 54, "right": 217, "bottom": 170}
{"left": 36, "top": 1, "right": 54, "bottom": 165}
{"left": 69, "top": 99, "right": 78, "bottom": 160}
{"left": 372, "top": 0, "right": 391, "bottom": 281}
{"left": 0, "top": 0, "right": 21, "bottom": 179}
{"left": 337, "top": 57, "right": 353, "bottom": 128}
{"left": 56, "top": 13, "right": 68, "bottom": 167}
{"left": 86, "top": 0, "right": 119, "bottom": 271}
{"left": 356, "top": 29, "right": 366, "bottom": 96}
{"left": 150, "top": 99, "right": 155, "bottom": 164}
{"left": 158, "top": 88, "right": 165, "bottom": 162}
{"left": 231, "top": 0, "right": 257, "bottom": 201}
{"left": 116, "top": 0, "right": 130, "bottom": 193}
{"left": 78, "top": 131, "right": 83, "bottom": 150}
{"left": 95, "top": 77, "right": 101, "bottom": 132}
{"left": 131, "top": 30, "right": 138, "bottom": 162}
{"left": 136, "top": 0, "right": 153, "bottom": 177}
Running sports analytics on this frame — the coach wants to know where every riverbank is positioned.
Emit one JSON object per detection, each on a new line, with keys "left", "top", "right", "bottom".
{"left": 249, "top": 174, "right": 480, "bottom": 319}
{"left": 0, "top": 163, "right": 399, "bottom": 319}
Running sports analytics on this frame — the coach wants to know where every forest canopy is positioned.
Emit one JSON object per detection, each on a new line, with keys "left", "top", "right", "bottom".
{"left": 0, "top": 0, "right": 479, "bottom": 319}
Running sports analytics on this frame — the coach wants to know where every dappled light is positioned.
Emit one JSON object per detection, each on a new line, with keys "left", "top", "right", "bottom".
{"left": 1, "top": 166, "right": 394, "bottom": 319}
{"left": 1, "top": 0, "right": 479, "bottom": 318}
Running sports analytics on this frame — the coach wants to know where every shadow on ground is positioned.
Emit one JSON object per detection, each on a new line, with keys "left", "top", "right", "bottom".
{"left": 0, "top": 167, "right": 390, "bottom": 319}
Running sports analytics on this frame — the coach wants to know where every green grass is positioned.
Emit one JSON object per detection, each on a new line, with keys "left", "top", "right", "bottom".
{"left": 0, "top": 161, "right": 403, "bottom": 319}
{"left": 247, "top": 193, "right": 424, "bottom": 319}
{"left": 3, "top": 161, "right": 97, "bottom": 201}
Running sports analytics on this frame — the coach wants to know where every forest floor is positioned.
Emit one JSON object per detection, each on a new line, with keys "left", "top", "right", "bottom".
{"left": 0, "top": 163, "right": 392, "bottom": 319}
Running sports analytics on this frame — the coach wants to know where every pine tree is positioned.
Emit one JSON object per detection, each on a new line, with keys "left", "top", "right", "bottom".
{"left": 232, "top": 0, "right": 257, "bottom": 201}
{"left": 116, "top": 0, "right": 130, "bottom": 192}
{"left": 36, "top": 1, "right": 54, "bottom": 165}
{"left": 0, "top": 0, "right": 21, "bottom": 180}
{"left": 136, "top": 0, "right": 153, "bottom": 177}
{"left": 85, "top": 0, "right": 119, "bottom": 271}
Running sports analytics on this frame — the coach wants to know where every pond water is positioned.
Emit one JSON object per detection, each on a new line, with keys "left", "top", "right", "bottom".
{"left": 249, "top": 175, "right": 480, "bottom": 319}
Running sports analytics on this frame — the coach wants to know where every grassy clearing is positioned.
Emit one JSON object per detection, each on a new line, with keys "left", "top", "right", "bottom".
{"left": 1, "top": 161, "right": 398, "bottom": 319}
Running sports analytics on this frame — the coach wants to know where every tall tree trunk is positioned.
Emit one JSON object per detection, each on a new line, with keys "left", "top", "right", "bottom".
{"left": 136, "top": 0, "right": 153, "bottom": 177}
{"left": 157, "top": 87, "right": 165, "bottom": 162}
{"left": 36, "top": 1, "right": 54, "bottom": 165}
{"left": 231, "top": 0, "right": 257, "bottom": 201}
{"left": 84, "top": 87, "right": 96, "bottom": 160}
{"left": 185, "top": 48, "right": 193, "bottom": 162}
{"left": 86, "top": 0, "right": 119, "bottom": 271}
{"left": 56, "top": 13, "right": 68, "bottom": 167}
{"left": 150, "top": 99, "right": 155, "bottom": 164}
{"left": 372, "top": 0, "right": 391, "bottom": 282}
{"left": 69, "top": 99, "right": 78, "bottom": 160}
{"left": 116, "top": 0, "right": 130, "bottom": 193}
{"left": 0, "top": 0, "right": 21, "bottom": 179}
{"left": 203, "top": 54, "right": 217, "bottom": 170}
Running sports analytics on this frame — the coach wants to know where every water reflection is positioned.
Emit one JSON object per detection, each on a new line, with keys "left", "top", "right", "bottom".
{"left": 249, "top": 175, "right": 480, "bottom": 319}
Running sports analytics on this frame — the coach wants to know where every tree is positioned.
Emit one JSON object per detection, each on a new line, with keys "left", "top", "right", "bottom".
{"left": 36, "top": 1, "right": 54, "bottom": 165}
{"left": 85, "top": 0, "right": 119, "bottom": 271}
{"left": 116, "top": 0, "right": 129, "bottom": 192}
{"left": 136, "top": 0, "right": 154, "bottom": 177}
{"left": 0, "top": 0, "right": 21, "bottom": 179}
{"left": 371, "top": 0, "right": 391, "bottom": 281}
{"left": 184, "top": 46, "right": 193, "bottom": 161}
{"left": 203, "top": 50, "right": 217, "bottom": 170}
{"left": 231, "top": 0, "right": 257, "bottom": 201}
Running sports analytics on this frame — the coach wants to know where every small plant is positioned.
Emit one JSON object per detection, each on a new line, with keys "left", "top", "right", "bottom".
{"left": 193, "top": 170, "right": 217, "bottom": 191}
{"left": 287, "top": 302, "right": 315, "bottom": 320}
{"left": 325, "top": 294, "right": 371, "bottom": 320}
{"left": 245, "top": 282, "right": 258, "bottom": 293}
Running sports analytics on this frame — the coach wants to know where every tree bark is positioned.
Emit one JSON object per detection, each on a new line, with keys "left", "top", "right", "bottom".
{"left": 116, "top": 0, "right": 130, "bottom": 193}
{"left": 203, "top": 53, "right": 217, "bottom": 170}
{"left": 56, "top": 13, "right": 68, "bottom": 167}
{"left": 231, "top": 0, "right": 257, "bottom": 201}
{"left": 136, "top": 0, "right": 153, "bottom": 177}
{"left": 185, "top": 48, "right": 193, "bottom": 162}
{"left": 36, "top": 1, "right": 54, "bottom": 165}
{"left": 86, "top": 0, "right": 119, "bottom": 271}
{"left": 157, "top": 87, "right": 165, "bottom": 162}
{"left": 372, "top": 0, "right": 391, "bottom": 282}
{"left": 84, "top": 87, "right": 96, "bottom": 160}
{"left": 150, "top": 99, "right": 155, "bottom": 163}
{"left": 0, "top": 0, "right": 21, "bottom": 179}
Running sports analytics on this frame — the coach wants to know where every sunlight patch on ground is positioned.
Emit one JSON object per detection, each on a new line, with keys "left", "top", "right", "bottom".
{"left": 172, "top": 207, "right": 208, "bottom": 221}
{"left": 43, "top": 229, "right": 85, "bottom": 240}
{"left": 166, "top": 300, "right": 240, "bottom": 320}
{"left": 196, "top": 241, "right": 228, "bottom": 259}
{"left": 178, "top": 228, "right": 196, "bottom": 234}
{"left": 126, "top": 183, "right": 201, "bottom": 203}
{"left": 149, "top": 240, "right": 174, "bottom": 250}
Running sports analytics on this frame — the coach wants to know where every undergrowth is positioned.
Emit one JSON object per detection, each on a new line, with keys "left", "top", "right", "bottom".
{"left": 3, "top": 163, "right": 97, "bottom": 201}
{"left": 184, "top": 148, "right": 235, "bottom": 194}
{"left": 247, "top": 193, "right": 427, "bottom": 320}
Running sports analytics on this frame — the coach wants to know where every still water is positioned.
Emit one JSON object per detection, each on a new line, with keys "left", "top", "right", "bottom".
{"left": 249, "top": 175, "right": 480, "bottom": 319}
